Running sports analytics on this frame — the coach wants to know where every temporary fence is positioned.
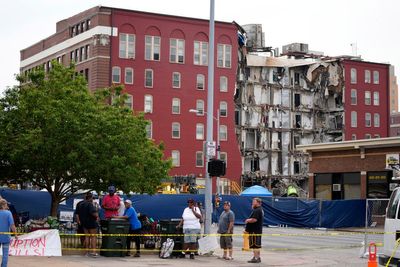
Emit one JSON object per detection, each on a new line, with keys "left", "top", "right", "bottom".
{"left": 363, "top": 198, "right": 389, "bottom": 255}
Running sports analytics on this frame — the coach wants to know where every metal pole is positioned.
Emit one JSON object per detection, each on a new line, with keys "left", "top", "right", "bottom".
{"left": 204, "top": 0, "right": 215, "bottom": 235}
{"left": 363, "top": 199, "right": 368, "bottom": 256}
{"left": 217, "top": 109, "right": 220, "bottom": 195}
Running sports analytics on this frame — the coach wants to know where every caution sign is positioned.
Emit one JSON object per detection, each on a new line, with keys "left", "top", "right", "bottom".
{"left": 386, "top": 154, "right": 400, "bottom": 169}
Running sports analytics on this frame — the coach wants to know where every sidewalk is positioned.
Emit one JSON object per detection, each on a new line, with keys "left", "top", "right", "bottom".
{"left": 8, "top": 247, "right": 368, "bottom": 267}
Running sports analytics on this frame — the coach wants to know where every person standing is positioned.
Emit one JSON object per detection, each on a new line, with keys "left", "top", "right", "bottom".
{"left": 114, "top": 199, "right": 142, "bottom": 257}
{"left": 176, "top": 199, "right": 202, "bottom": 259}
{"left": 0, "top": 198, "right": 17, "bottom": 267}
{"left": 102, "top": 186, "right": 121, "bottom": 219}
{"left": 74, "top": 198, "right": 86, "bottom": 247}
{"left": 77, "top": 192, "right": 99, "bottom": 257}
{"left": 218, "top": 201, "right": 235, "bottom": 260}
{"left": 245, "top": 198, "right": 264, "bottom": 263}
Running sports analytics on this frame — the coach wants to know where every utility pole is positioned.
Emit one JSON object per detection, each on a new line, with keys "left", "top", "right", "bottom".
{"left": 204, "top": 0, "right": 215, "bottom": 235}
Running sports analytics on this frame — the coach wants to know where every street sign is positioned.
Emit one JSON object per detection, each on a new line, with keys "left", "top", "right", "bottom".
{"left": 205, "top": 141, "right": 216, "bottom": 157}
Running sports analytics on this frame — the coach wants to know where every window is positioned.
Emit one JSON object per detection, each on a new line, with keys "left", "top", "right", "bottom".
{"left": 196, "top": 151, "right": 204, "bottom": 167}
{"left": 219, "top": 125, "right": 227, "bottom": 141}
{"left": 217, "top": 44, "right": 232, "bottom": 68}
{"left": 365, "top": 134, "right": 372, "bottom": 139}
{"left": 171, "top": 150, "right": 180, "bottom": 167}
{"left": 144, "top": 95, "right": 153, "bottom": 113}
{"left": 220, "top": 76, "right": 228, "bottom": 92}
{"left": 172, "top": 98, "right": 180, "bottom": 114}
{"left": 387, "top": 186, "right": 400, "bottom": 218}
{"left": 220, "top": 101, "right": 227, "bottom": 117}
{"left": 196, "top": 74, "right": 205, "bottom": 90}
{"left": 373, "top": 71, "right": 379, "bottom": 84}
{"left": 124, "top": 94, "right": 133, "bottom": 110}
{"left": 80, "top": 47, "right": 85, "bottom": 61}
{"left": 374, "top": 113, "right": 380, "bottom": 127}
{"left": 219, "top": 152, "right": 227, "bottom": 167}
{"left": 351, "top": 134, "right": 357, "bottom": 140}
{"left": 373, "top": 92, "right": 380, "bottom": 106}
{"left": 194, "top": 41, "right": 208, "bottom": 65}
{"left": 365, "top": 113, "right": 371, "bottom": 127}
{"left": 196, "top": 100, "right": 204, "bottom": 115}
{"left": 196, "top": 123, "right": 204, "bottom": 140}
{"left": 172, "top": 122, "right": 180, "bottom": 139}
{"left": 350, "top": 89, "right": 357, "bottom": 105}
{"left": 365, "top": 91, "right": 371, "bottom": 105}
{"left": 145, "top": 69, "right": 153, "bottom": 88}
{"left": 85, "top": 45, "right": 90, "bottom": 60}
{"left": 112, "top": 66, "right": 121, "bottom": 83}
{"left": 146, "top": 120, "right": 152, "bottom": 139}
{"left": 170, "top": 39, "right": 184, "bottom": 63}
{"left": 365, "top": 70, "right": 371, "bottom": 83}
{"left": 145, "top": 36, "right": 160, "bottom": 61}
{"left": 119, "top": 33, "right": 135, "bottom": 59}
{"left": 70, "top": 51, "right": 75, "bottom": 62}
{"left": 351, "top": 111, "right": 357, "bottom": 127}
{"left": 350, "top": 68, "right": 357, "bottom": 84}
{"left": 172, "top": 72, "right": 181, "bottom": 88}
{"left": 125, "top": 68, "right": 134, "bottom": 84}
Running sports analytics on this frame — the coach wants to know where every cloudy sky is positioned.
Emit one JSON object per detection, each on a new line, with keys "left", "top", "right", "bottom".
{"left": 1, "top": 0, "right": 399, "bottom": 103}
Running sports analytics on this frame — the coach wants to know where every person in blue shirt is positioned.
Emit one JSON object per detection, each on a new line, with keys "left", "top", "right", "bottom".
{"left": 0, "top": 198, "right": 17, "bottom": 267}
{"left": 115, "top": 199, "right": 141, "bottom": 257}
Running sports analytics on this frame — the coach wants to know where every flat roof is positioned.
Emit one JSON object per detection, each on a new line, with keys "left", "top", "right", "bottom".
{"left": 297, "top": 137, "right": 400, "bottom": 153}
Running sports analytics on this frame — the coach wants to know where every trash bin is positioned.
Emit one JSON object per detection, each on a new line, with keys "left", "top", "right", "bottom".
{"left": 159, "top": 219, "right": 183, "bottom": 257}
{"left": 100, "top": 219, "right": 130, "bottom": 257}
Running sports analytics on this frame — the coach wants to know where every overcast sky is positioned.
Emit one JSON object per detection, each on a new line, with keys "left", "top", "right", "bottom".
{"left": 1, "top": 0, "right": 399, "bottom": 103}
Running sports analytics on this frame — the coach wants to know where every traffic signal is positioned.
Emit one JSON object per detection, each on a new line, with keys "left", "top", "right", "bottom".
{"left": 208, "top": 159, "right": 226, "bottom": 177}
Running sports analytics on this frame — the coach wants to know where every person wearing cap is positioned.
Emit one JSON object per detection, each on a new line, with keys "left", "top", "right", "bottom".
{"left": 114, "top": 199, "right": 141, "bottom": 257}
{"left": 101, "top": 186, "right": 121, "bottom": 219}
{"left": 176, "top": 199, "right": 202, "bottom": 259}
{"left": 218, "top": 201, "right": 235, "bottom": 260}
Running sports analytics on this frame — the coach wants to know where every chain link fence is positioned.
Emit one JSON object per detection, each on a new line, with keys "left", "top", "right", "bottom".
{"left": 364, "top": 198, "right": 389, "bottom": 255}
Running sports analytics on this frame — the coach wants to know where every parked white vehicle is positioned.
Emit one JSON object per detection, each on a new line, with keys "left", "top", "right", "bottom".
{"left": 380, "top": 187, "right": 400, "bottom": 266}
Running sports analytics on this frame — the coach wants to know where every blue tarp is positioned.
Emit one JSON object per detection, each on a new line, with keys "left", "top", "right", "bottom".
{"left": 241, "top": 185, "right": 272, "bottom": 196}
{"left": 0, "top": 188, "right": 367, "bottom": 228}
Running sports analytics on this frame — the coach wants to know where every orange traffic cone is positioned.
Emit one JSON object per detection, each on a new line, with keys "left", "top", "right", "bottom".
{"left": 368, "top": 242, "right": 377, "bottom": 267}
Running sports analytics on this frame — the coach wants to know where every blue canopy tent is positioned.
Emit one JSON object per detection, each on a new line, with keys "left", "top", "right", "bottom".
{"left": 240, "top": 185, "right": 272, "bottom": 197}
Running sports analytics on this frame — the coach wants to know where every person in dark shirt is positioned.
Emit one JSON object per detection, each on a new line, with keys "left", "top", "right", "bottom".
{"left": 74, "top": 199, "right": 85, "bottom": 247}
{"left": 76, "top": 192, "right": 99, "bottom": 257}
{"left": 245, "top": 197, "right": 264, "bottom": 263}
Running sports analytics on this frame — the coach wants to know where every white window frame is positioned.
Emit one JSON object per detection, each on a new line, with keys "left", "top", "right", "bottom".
{"left": 351, "top": 111, "right": 357, "bottom": 127}
{"left": 217, "top": 44, "right": 232, "bottom": 68}
{"left": 350, "top": 68, "right": 357, "bottom": 84}
{"left": 374, "top": 134, "right": 380, "bottom": 139}
{"left": 119, "top": 33, "right": 135, "bottom": 59}
{"left": 145, "top": 35, "right": 161, "bottom": 61}
{"left": 124, "top": 94, "right": 133, "bottom": 110}
{"left": 220, "top": 101, "right": 227, "bottom": 117}
{"left": 373, "top": 71, "right": 379, "bottom": 84}
{"left": 219, "top": 125, "right": 228, "bottom": 141}
{"left": 196, "top": 74, "right": 205, "bottom": 90}
{"left": 144, "top": 95, "right": 153, "bottom": 113}
{"left": 172, "top": 122, "right": 181, "bottom": 139}
{"left": 170, "top": 38, "right": 185, "bottom": 64}
{"left": 112, "top": 66, "right": 121, "bottom": 83}
{"left": 196, "top": 123, "right": 204, "bottom": 140}
{"left": 365, "top": 113, "right": 371, "bottom": 127}
{"left": 124, "top": 68, "right": 134, "bottom": 84}
{"left": 194, "top": 41, "right": 208, "bottom": 66}
{"left": 146, "top": 120, "right": 152, "bottom": 139}
{"left": 365, "top": 134, "right": 372, "bottom": 139}
{"left": 171, "top": 150, "right": 180, "bottom": 167}
{"left": 145, "top": 69, "right": 153, "bottom": 88}
{"left": 374, "top": 113, "right": 380, "bottom": 127}
{"left": 196, "top": 100, "right": 204, "bottom": 116}
{"left": 351, "top": 134, "right": 357, "bottom": 140}
{"left": 220, "top": 76, "right": 228, "bottom": 92}
{"left": 365, "top": 70, "right": 371, "bottom": 83}
{"left": 365, "top": 91, "right": 371, "bottom": 105}
{"left": 373, "top": 92, "right": 380, "bottom": 106}
{"left": 220, "top": 152, "right": 227, "bottom": 167}
{"left": 196, "top": 151, "right": 204, "bottom": 167}
{"left": 172, "top": 98, "right": 181, "bottom": 114}
{"left": 351, "top": 89, "right": 357, "bottom": 105}
{"left": 172, "top": 72, "right": 181, "bottom": 88}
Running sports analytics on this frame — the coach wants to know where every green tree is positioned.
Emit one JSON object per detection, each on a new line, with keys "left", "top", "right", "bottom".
{"left": 0, "top": 62, "right": 171, "bottom": 216}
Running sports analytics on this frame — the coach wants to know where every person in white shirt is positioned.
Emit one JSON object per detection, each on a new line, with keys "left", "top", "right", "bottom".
{"left": 176, "top": 199, "right": 202, "bottom": 259}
